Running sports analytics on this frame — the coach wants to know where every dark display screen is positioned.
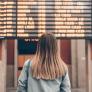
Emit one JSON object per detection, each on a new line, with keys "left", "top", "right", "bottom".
{"left": 18, "top": 39, "right": 37, "bottom": 54}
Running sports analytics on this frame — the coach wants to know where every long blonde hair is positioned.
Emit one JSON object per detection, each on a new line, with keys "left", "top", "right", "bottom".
{"left": 31, "top": 33, "right": 67, "bottom": 80}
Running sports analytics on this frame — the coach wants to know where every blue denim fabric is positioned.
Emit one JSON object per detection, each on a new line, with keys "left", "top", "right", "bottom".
{"left": 17, "top": 60, "right": 71, "bottom": 92}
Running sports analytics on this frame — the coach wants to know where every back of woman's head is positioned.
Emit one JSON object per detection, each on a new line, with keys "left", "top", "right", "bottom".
{"left": 37, "top": 33, "right": 58, "bottom": 59}
{"left": 31, "top": 33, "right": 67, "bottom": 80}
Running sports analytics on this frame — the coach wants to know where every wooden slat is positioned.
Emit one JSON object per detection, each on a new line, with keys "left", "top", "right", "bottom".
{"left": 60, "top": 40, "right": 71, "bottom": 64}
{"left": 7, "top": 40, "right": 14, "bottom": 65}
{"left": 18, "top": 55, "right": 25, "bottom": 68}
{"left": 24, "top": 55, "right": 34, "bottom": 61}
{"left": 17, "top": 54, "right": 35, "bottom": 78}
{"left": 18, "top": 54, "right": 35, "bottom": 68}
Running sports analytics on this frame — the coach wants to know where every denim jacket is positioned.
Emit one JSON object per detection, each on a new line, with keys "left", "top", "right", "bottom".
{"left": 17, "top": 59, "right": 71, "bottom": 92}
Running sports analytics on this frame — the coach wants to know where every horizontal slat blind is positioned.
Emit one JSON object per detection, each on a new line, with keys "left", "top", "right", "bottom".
{"left": 0, "top": 0, "right": 92, "bottom": 39}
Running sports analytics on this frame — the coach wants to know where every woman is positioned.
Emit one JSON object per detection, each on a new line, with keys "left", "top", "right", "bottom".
{"left": 17, "top": 33, "right": 71, "bottom": 92}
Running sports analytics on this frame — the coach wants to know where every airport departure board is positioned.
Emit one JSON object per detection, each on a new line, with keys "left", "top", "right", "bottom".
{"left": 0, "top": 0, "right": 92, "bottom": 39}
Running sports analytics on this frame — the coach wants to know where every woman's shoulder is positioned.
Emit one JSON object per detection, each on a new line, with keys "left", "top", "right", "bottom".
{"left": 23, "top": 59, "right": 32, "bottom": 67}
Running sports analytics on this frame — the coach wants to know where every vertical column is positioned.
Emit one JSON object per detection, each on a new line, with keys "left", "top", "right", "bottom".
{"left": 14, "top": 40, "right": 18, "bottom": 87}
{"left": 0, "top": 40, "right": 7, "bottom": 92}
{"left": 6, "top": 40, "right": 15, "bottom": 87}
{"left": 71, "top": 40, "right": 78, "bottom": 88}
{"left": 71, "top": 40, "right": 87, "bottom": 91}
{"left": 77, "top": 40, "right": 87, "bottom": 88}
{"left": 87, "top": 41, "right": 92, "bottom": 92}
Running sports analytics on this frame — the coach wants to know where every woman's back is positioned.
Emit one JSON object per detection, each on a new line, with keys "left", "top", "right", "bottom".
{"left": 17, "top": 33, "right": 71, "bottom": 92}
{"left": 17, "top": 60, "right": 71, "bottom": 92}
